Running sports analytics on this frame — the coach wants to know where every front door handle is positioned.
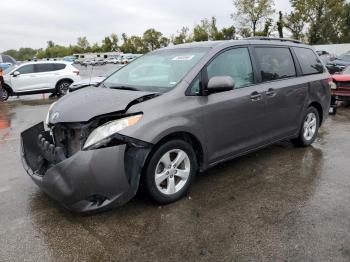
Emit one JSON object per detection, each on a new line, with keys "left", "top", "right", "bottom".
{"left": 250, "top": 91, "right": 262, "bottom": 101}
{"left": 266, "top": 88, "right": 276, "bottom": 97}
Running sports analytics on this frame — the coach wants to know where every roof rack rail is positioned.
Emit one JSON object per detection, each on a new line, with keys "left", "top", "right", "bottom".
{"left": 246, "top": 37, "right": 303, "bottom": 44}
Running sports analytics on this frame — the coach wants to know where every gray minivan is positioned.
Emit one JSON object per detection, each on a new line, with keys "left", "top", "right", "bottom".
{"left": 21, "top": 38, "right": 331, "bottom": 213}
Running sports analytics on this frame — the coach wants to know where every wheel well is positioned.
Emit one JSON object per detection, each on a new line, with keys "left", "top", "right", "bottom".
{"left": 55, "top": 78, "right": 73, "bottom": 89}
{"left": 146, "top": 132, "right": 204, "bottom": 169}
{"left": 3, "top": 84, "right": 13, "bottom": 95}
{"left": 309, "top": 102, "right": 323, "bottom": 125}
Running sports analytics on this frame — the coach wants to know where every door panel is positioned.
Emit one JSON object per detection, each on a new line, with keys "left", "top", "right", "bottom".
{"left": 203, "top": 86, "right": 266, "bottom": 163}
{"left": 253, "top": 46, "right": 307, "bottom": 140}
{"left": 259, "top": 79, "right": 307, "bottom": 139}
{"left": 200, "top": 47, "right": 268, "bottom": 164}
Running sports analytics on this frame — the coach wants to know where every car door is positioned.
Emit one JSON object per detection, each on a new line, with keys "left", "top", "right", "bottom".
{"left": 252, "top": 46, "right": 308, "bottom": 140}
{"left": 10, "top": 64, "right": 38, "bottom": 92}
{"left": 199, "top": 47, "right": 268, "bottom": 164}
{"left": 33, "top": 63, "right": 56, "bottom": 90}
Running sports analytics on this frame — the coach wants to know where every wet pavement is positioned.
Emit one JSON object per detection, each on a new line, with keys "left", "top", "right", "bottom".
{"left": 0, "top": 98, "right": 350, "bottom": 262}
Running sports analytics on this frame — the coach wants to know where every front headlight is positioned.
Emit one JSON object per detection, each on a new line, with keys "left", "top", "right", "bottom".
{"left": 45, "top": 102, "right": 57, "bottom": 125}
{"left": 83, "top": 114, "right": 142, "bottom": 150}
{"left": 330, "top": 82, "right": 337, "bottom": 90}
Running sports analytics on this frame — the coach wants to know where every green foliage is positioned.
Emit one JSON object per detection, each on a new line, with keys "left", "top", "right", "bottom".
{"left": 5, "top": 1, "right": 350, "bottom": 60}
{"left": 232, "top": 0, "right": 275, "bottom": 36}
{"left": 3, "top": 48, "right": 38, "bottom": 61}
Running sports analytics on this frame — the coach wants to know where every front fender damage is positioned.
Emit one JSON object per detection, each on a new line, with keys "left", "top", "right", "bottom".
{"left": 21, "top": 122, "right": 153, "bottom": 213}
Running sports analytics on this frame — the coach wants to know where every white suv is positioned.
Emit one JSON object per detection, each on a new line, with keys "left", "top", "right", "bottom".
{"left": 2, "top": 61, "right": 80, "bottom": 101}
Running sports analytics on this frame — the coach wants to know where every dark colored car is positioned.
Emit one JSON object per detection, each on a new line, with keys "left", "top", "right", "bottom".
{"left": 21, "top": 38, "right": 331, "bottom": 213}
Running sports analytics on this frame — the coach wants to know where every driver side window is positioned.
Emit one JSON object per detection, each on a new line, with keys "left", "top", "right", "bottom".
{"left": 17, "top": 65, "right": 35, "bottom": 74}
{"left": 206, "top": 47, "right": 254, "bottom": 89}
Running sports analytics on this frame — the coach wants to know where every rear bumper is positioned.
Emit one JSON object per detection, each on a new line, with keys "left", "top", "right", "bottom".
{"left": 21, "top": 122, "right": 151, "bottom": 213}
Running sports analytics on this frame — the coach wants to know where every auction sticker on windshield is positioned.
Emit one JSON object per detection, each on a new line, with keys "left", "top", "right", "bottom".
{"left": 172, "top": 55, "right": 194, "bottom": 61}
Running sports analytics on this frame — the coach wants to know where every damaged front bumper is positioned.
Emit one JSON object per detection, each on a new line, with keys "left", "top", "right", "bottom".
{"left": 21, "top": 122, "right": 152, "bottom": 213}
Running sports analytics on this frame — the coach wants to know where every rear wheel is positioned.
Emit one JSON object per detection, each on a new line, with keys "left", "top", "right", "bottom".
{"left": 144, "top": 140, "right": 197, "bottom": 204}
{"left": 56, "top": 80, "right": 72, "bottom": 96}
{"left": 292, "top": 107, "right": 320, "bottom": 147}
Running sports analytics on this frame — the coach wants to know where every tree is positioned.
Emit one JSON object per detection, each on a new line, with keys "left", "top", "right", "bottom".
{"left": 120, "top": 34, "right": 147, "bottom": 54}
{"left": 3, "top": 48, "right": 38, "bottom": 61}
{"left": 221, "top": 26, "right": 236, "bottom": 40}
{"left": 77, "top": 36, "right": 90, "bottom": 50}
{"left": 172, "top": 27, "right": 191, "bottom": 45}
{"left": 289, "top": 0, "right": 346, "bottom": 44}
{"left": 277, "top": 11, "right": 284, "bottom": 38}
{"left": 142, "top": 29, "right": 169, "bottom": 51}
{"left": 193, "top": 19, "right": 211, "bottom": 41}
{"left": 285, "top": 10, "right": 306, "bottom": 40}
{"left": 232, "top": 0, "right": 275, "bottom": 36}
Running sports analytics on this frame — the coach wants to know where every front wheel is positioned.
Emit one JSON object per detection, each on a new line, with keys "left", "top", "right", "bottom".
{"left": 1, "top": 88, "right": 9, "bottom": 101}
{"left": 292, "top": 107, "right": 320, "bottom": 147}
{"left": 144, "top": 140, "right": 198, "bottom": 204}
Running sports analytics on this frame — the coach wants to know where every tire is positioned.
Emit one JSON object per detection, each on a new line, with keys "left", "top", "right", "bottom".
{"left": 56, "top": 80, "right": 72, "bottom": 96}
{"left": 292, "top": 107, "right": 320, "bottom": 147}
{"left": 1, "top": 88, "right": 9, "bottom": 101}
{"left": 144, "top": 139, "right": 198, "bottom": 204}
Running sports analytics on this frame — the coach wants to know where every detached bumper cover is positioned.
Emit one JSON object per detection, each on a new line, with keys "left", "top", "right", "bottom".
{"left": 21, "top": 122, "right": 151, "bottom": 213}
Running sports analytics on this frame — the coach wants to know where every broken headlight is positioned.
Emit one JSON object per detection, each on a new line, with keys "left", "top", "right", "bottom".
{"left": 83, "top": 114, "right": 142, "bottom": 150}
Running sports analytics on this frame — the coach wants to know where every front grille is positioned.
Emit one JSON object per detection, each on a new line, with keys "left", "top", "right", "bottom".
{"left": 336, "top": 81, "right": 350, "bottom": 89}
{"left": 52, "top": 124, "right": 87, "bottom": 157}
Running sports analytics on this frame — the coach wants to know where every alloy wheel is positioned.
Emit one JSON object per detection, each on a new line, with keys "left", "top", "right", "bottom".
{"left": 154, "top": 149, "right": 191, "bottom": 195}
{"left": 59, "top": 82, "right": 70, "bottom": 95}
{"left": 303, "top": 112, "right": 317, "bottom": 141}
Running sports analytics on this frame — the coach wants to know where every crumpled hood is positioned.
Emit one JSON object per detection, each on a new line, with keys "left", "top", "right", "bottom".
{"left": 49, "top": 87, "right": 154, "bottom": 124}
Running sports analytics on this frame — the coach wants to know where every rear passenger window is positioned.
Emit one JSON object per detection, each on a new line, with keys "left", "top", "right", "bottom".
{"left": 293, "top": 47, "right": 324, "bottom": 75}
{"left": 207, "top": 48, "right": 254, "bottom": 89}
{"left": 35, "top": 63, "right": 54, "bottom": 73}
{"left": 255, "top": 47, "right": 296, "bottom": 82}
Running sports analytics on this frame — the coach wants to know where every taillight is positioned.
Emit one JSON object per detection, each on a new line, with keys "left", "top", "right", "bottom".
{"left": 73, "top": 70, "right": 80, "bottom": 76}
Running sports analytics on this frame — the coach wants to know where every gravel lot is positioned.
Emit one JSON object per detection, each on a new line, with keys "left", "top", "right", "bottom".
{"left": 0, "top": 70, "right": 350, "bottom": 261}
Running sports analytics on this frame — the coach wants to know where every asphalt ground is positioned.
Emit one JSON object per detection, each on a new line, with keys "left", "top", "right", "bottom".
{"left": 0, "top": 70, "right": 350, "bottom": 261}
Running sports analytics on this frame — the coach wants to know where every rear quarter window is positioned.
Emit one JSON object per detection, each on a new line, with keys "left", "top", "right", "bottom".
{"left": 53, "top": 64, "right": 66, "bottom": 70}
{"left": 293, "top": 47, "right": 324, "bottom": 75}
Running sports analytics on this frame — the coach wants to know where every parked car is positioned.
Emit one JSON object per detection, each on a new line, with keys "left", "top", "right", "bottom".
{"left": 327, "top": 52, "right": 350, "bottom": 69}
{"left": 329, "top": 66, "right": 350, "bottom": 114}
{"left": 21, "top": 38, "right": 331, "bottom": 213}
{"left": 105, "top": 57, "right": 121, "bottom": 64}
{"left": 69, "top": 66, "right": 124, "bottom": 92}
{"left": 1, "top": 61, "right": 80, "bottom": 100}
{"left": 63, "top": 56, "right": 76, "bottom": 63}
{"left": 0, "top": 54, "right": 17, "bottom": 69}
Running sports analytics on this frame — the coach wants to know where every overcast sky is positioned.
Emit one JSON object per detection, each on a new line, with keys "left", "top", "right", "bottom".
{"left": 0, "top": 0, "right": 292, "bottom": 52}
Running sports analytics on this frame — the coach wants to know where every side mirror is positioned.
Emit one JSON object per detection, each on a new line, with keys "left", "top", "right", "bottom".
{"left": 12, "top": 71, "right": 20, "bottom": 77}
{"left": 207, "top": 76, "right": 235, "bottom": 94}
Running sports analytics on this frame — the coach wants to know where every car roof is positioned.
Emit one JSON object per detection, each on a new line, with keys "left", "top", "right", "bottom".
{"left": 19, "top": 60, "right": 73, "bottom": 66}
{"left": 159, "top": 38, "right": 311, "bottom": 51}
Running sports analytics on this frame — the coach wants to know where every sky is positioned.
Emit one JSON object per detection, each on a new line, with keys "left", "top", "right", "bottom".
{"left": 0, "top": 0, "right": 292, "bottom": 52}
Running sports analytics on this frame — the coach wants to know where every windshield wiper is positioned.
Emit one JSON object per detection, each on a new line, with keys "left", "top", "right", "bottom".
{"left": 109, "top": 85, "right": 140, "bottom": 91}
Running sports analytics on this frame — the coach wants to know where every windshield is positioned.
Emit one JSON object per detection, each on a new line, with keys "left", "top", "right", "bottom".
{"left": 338, "top": 53, "right": 350, "bottom": 62}
{"left": 103, "top": 47, "right": 210, "bottom": 93}
{"left": 343, "top": 66, "right": 350, "bottom": 74}
{"left": 4, "top": 65, "right": 16, "bottom": 74}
